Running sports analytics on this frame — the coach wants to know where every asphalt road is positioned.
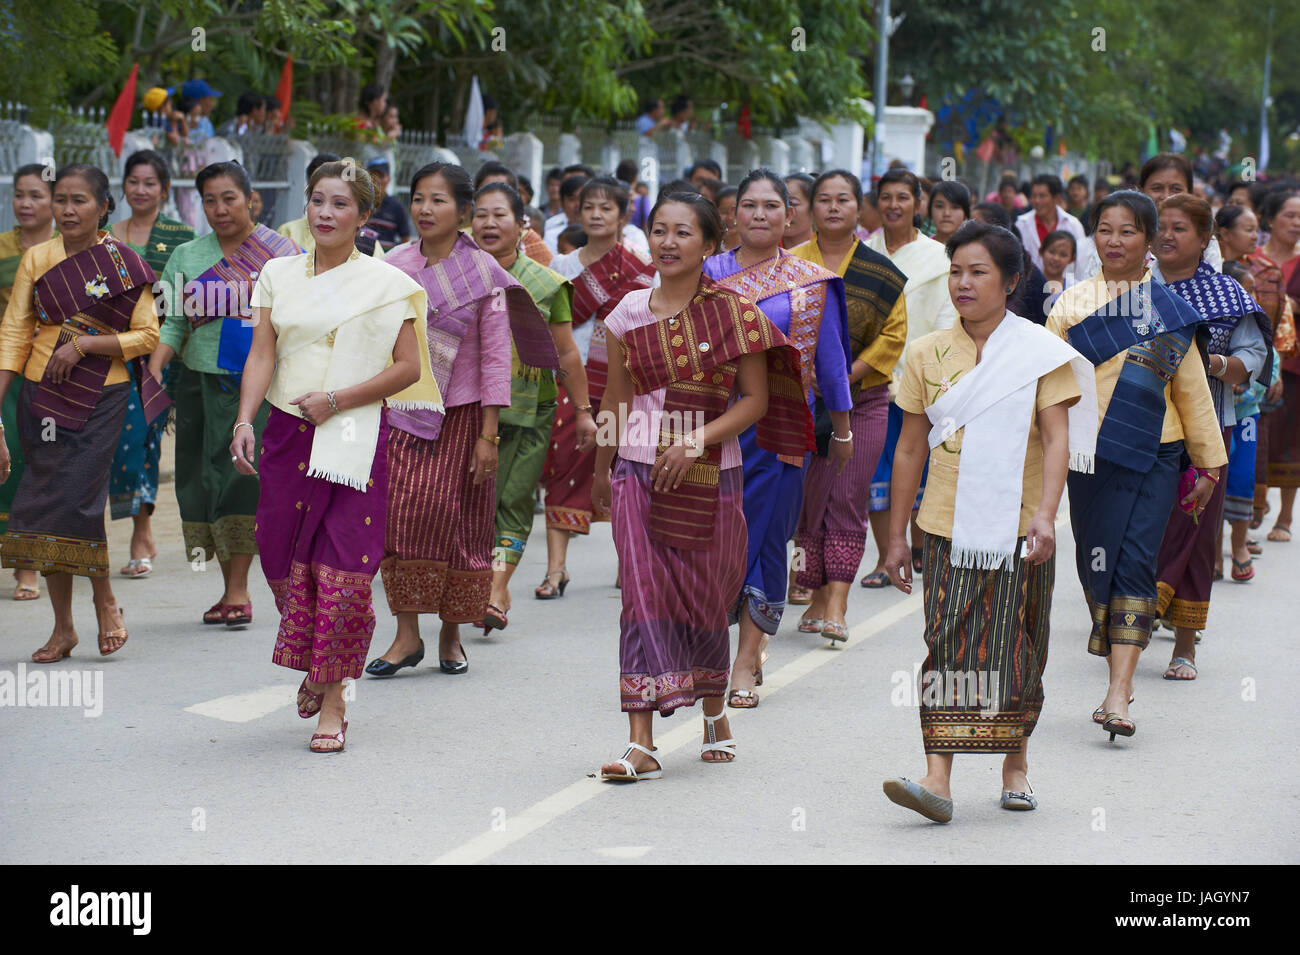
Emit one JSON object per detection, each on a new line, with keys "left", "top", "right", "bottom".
{"left": 1, "top": 447, "right": 1296, "bottom": 864}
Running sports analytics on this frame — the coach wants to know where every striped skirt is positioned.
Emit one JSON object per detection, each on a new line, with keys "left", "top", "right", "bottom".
{"left": 1156, "top": 429, "right": 1230, "bottom": 631}
{"left": 918, "top": 532, "right": 1053, "bottom": 755}
{"left": 381, "top": 402, "right": 495, "bottom": 622}
{"left": 1266, "top": 370, "right": 1300, "bottom": 487}
{"left": 795, "top": 383, "right": 888, "bottom": 588}
{"left": 613, "top": 459, "right": 745, "bottom": 716}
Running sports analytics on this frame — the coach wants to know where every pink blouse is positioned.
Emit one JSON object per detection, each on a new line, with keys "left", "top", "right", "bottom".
{"left": 442, "top": 290, "right": 513, "bottom": 409}
{"left": 603, "top": 288, "right": 742, "bottom": 470}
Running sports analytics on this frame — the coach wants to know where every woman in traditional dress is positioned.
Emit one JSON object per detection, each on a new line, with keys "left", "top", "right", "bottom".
{"left": 108, "top": 150, "right": 195, "bottom": 579}
{"left": 232, "top": 158, "right": 439, "bottom": 752}
{"left": 594, "top": 191, "right": 814, "bottom": 781}
{"left": 367, "top": 162, "right": 548, "bottom": 677}
{"left": 1242, "top": 193, "right": 1296, "bottom": 532}
{"left": 0, "top": 164, "right": 163, "bottom": 660}
{"left": 538, "top": 177, "right": 654, "bottom": 598}
{"left": 861, "top": 168, "right": 958, "bottom": 588}
{"left": 783, "top": 173, "right": 815, "bottom": 249}
{"left": 1218, "top": 261, "right": 1278, "bottom": 580}
{"left": 927, "top": 180, "right": 970, "bottom": 248}
{"left": 470, "top": 182, "right": 587, "bottom": 630}
{"left": 882, "top": 221, "right": 1094, "bottom": 822}
{"left": 1253, "top": 191, "right": 1300, "bottom": 541}
{"left": 1152, "top": 194, "right": 1269, "bottom": 681}
{"left": 473, "top": 162, "right": 554, "bottom": 267}
{"left": 703, "top": 169, "right": 852, "bottom": 707}
{"left": 787, "top": 170, "right": 907, "bottom": 640}
{"left": 147, "top": 162, "right": 301, "bottom": 628}
{"left": 0, "top": 163, "right": 54, "bottom": 602}
{"left": 1047, "top": 191, "right": 1226, "bottom": 741}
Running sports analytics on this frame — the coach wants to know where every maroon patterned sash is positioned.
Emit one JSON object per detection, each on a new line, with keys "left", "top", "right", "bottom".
{"left": 30, "top": 238, "right": 168, "bottom": 430}
{"left": 571, "top": 243, "right": 656, "bottom": 327}
{"left": 621, "top": 277, "right": 815, "bottom": 550}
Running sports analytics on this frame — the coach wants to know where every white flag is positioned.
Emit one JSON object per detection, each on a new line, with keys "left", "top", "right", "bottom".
{"left": 463, "top": 75, "right": 484, "bottom": 148}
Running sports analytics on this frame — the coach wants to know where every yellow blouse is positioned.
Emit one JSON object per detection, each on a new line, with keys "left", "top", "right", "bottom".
{"left": 896, "top": 320, "right": 1081, "bottom": 539}
{"left": 789, "top": 237, "right": 908, "bottom": 389}
{"left": 0, "top": 233, "right": 159, "bottom": 385}
{"left": 1045, "top": 271, "right": 1227, "bottom": 470}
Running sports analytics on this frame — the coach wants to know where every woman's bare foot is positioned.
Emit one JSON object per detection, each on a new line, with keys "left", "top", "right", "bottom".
{"left": 701, "top": 712, "right": 734, "bottom": 762}
{"left": 600, "top": 744, "right": 659, "bottom": 777}
{"left": 439, "top": 622, "right": 465, "bottom": 663}
{"left": 32, "top": 626, "right": 78, "bottom": 663}
{"left": 311, "top": 693, "right": 347, "bottom": 752}
{"left": 95, "top": 599, "right": 128, "bottom": 655}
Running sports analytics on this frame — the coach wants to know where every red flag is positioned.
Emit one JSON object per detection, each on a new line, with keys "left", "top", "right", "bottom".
{"left": 106, "top": 62, "right": 139, "bottom": 157}
{"left": 274, "top": 56, "right": 293, "bottom": 133}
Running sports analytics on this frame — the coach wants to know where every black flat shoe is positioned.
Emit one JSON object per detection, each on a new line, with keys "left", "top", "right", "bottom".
{"left": 364, "top": 639, "right": 424, "bottom": 677}
{"left": 439, "top": 641, "right": 468, "bottom": 675}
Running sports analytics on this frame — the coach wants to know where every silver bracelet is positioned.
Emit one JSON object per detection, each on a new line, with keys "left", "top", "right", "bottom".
{"left": 831, "top": 430, "right": 853, "bottom": 443}
{"left": 327, "top": 391, "right": 339, "bottom": 413}
{"left": 232, "top": 421, "right": 254, "bottom": 438}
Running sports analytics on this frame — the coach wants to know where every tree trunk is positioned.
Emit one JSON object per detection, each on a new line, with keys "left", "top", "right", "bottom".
{"left": 375, "top": 41, "right": 397, "bottom": 92}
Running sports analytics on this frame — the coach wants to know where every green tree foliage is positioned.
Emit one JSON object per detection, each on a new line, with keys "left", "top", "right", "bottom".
{"left": 1, "top": 0, "right": 117, "bottom": 124}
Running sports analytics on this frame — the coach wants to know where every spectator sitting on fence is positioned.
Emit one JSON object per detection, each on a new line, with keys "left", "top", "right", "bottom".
{"left": 668, "top": 95, "right": 695, "bottom": 133}
{"left": 474, "top": 161, "right": 551, "bottom": 265}
{"left": 181, "top": 79, "right": 222, "bottom": 141}
{"left": 363, "top": 158, "right": 414, "bottom": 253}
{"left": 635, "top": 97, "right": 672, "bottom": 138}
{"left": 356, "top": 83, "right": 387, "bottom": 132}
{"left": 264, "top": 94, "right": 287, "bottom": 135}
{"left": 381, "top": 103, "right": 402, "bottom": 140}
{"left": 544, "top": 173, "right": 591, "bottom": 252}
{"left": 687, "top": 160, "right": 723, "bottom": 188}
{"left": 556, "top": 224, "right": 587, "bottom": 255}
{"left": 276, "top": 153, "right": 385, "bottom": 259}
{"left": 142, "top": 86, "right": 185, "bottom": 146}
{"left": 218, "top": 92, "right": 265, "bottom": 139}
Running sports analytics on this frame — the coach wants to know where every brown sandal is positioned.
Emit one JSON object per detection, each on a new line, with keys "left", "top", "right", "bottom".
{"left": 31, "top": 639, "right": 76, "bottom": 664}
{"left": 97, "top": 606, "right": 128, "bottom": 656}
{"left": 534, "top": 569, "right": 569, "bottom": 599}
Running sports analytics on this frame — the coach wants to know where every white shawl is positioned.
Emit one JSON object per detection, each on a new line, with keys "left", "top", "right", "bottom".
{"left": 925, "top": 312, "right": 1097, "bottom": 569}
{"left": 256, "top": 254, "right": 443, "bottom": 491}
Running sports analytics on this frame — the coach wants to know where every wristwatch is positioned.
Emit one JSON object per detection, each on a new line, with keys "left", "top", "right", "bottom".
{"left": 479, "top": 433, "right": 500, "bottom": 446}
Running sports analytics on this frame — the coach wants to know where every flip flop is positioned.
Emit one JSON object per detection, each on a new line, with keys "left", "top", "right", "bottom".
{"left": 1164, "top": 656, "right": 1198, "bottom": 680}
{"left": 787, "top": 585, "right": 814, "bottom": 605}
{"left": 1267, "top": 524, "right": 1291, "bottom": 542}
{"left": 727, "top": 687, "right": 759, "bottom": 709}
{"left": 860, "top": 571, "right": 891, "bottom": 589}
{"left": 13, "top": 582, "right": 40, "bottom": 601}
{"left": 119, "top": 557, "right": 153, "bottom": 578}
{"left": 1231, "top": 557, "right": 1255, "bottom": 581}
{"left": 1246, "top": 539, "right": 1262, "bottom": 556}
